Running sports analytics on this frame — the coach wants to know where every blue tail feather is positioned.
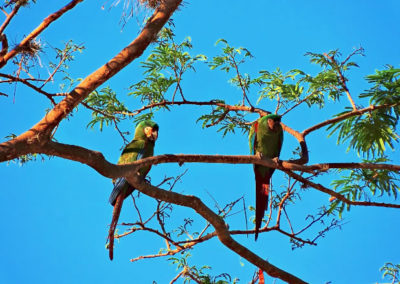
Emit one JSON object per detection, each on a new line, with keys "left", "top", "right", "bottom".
{"left": 109, "top": 178, "right": 134, "bottom": 206}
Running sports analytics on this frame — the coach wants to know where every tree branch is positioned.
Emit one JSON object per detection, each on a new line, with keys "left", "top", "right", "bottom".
{"left": 0, "top": 0, "right": 83, "bottom": 68}
{"left": 302, "top": 103, "right": 400, "bottom": 136}
{"left": 0, "top": 0, "right": 183, "bottom": 161}
{"left": 284, "top": 170, "right": 400, "bottom": 209}
{"left": 0, "top": 2, "right": 21, "bottom": 36}
{"left": 126, "top": 174, "right": 308, "bottom": 283}
{"left": 323, "top": 52, "right": 357, "bottom": 111}
{"left": 0, "top": 72, "right": 57, "bottom": 104}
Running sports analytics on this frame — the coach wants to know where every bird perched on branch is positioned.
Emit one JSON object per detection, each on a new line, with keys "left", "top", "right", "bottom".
{"left": 107, "top": 120, "right": 159, "bottom": 260}
{"left": 249, "top": 114, "right": 283, "bottom": 240}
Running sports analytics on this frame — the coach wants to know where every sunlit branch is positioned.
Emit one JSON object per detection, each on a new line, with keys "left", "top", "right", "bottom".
{"left": 126, "top": 99, "right": 268, "bottom": 117}
{"left": 280, "top": 92, "right": 316, "bottom": 117}
{"left": 0, "top": 0, "right": 83, "bottom": 68}
{"left": 0, "top": 2, "right": 21, "bottom": 35}
{"left": 0, "top": 0, "right": 183, "bottom": 161}
{"left": 302, "top": 103, "right": 400, "bottom": 136}
{"left": 323, "top": 52, "right": 357, "bottom": 111}
{"left": 230, "top": 53, "right": 253, "bottom": 107}
{"left": 39, "top": 43, "right": 84, "bottom": 89}
{"left": 284, "top": 170, "right": 400, "bottom": 209}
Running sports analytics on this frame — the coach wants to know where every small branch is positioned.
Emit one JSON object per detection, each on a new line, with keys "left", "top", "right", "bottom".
{"left": 302, "top": 103, "right": 400, "bottom": 137}
{"left": 127, "top": 176, "right": 307, "bottom": 283}
{"left": 323, "top": 52, "right": 357, "bottom": 111}
{"left": 128, "top": 99, "right": 268, "bottom": 117}
{"left": 0, "top": 2, "right": 21, "bottom": 35}
{"left": 0, "top": 0, "right": 84, "bottom": 68}
{"left": 0, "top": 34, "right": 8, "bottom": 57}
{"left": 280, "top": 92, "right": 315, "bottom": 117}
{"left": 283, "top": 208, "right": 295, "bottom": 235}
{"left": 285, "top": 170, "right": 400, "bottom": 209}
{"left": 0, "top": 72, "right": 56, "bottom": 105}
{"left": 170, "top": 270, "right": 185, "bottom": 284}
{"left": 275, "top": 181, "right": 296, "bottom": 226}
{"left": 205, "top": 109, "right": 229, "bottom": 128}
{"left": 295, "top": 210, "right": 329, "bottom": 236}
{"left": 228, "top": 52, "right": 253, "bottom": 107}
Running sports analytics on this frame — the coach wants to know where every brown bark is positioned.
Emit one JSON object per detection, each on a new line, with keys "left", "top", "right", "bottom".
{"left": 125, "top": 174, "right": 308, "bottom": 284}
{"left": 0, "top": 0, "right": 84, "bottom": 68}
{"left": 0, "top": 0, "right": 183, "bottom": 162}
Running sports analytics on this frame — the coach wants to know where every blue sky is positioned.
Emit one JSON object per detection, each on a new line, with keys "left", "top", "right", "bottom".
{"left": 1, "top": 0, "right": 400, "bottom": 283}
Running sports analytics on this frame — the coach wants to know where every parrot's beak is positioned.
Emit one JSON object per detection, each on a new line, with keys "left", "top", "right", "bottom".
{"left": 151, "top": 130, "right": 158, "bottom": 141}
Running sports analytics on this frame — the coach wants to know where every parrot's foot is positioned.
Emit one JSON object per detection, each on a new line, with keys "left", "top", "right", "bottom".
{"left": 272, "top": 157, "right": 280, "bottom": 163}
{"left": 329, "top": 196, "right": 337, "bottom": 202}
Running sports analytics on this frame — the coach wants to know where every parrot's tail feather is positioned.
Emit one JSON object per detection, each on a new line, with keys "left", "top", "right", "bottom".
{"left": 109, "top": 178, "right": 126, "bottom": 206}
{"left": 108, "top": 194, "right": 124, "bottom": 261}
{"left": 255, "top": 172, "right": 270, "bottom": 241}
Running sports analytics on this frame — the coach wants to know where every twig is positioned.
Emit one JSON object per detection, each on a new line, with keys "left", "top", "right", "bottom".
{"left": 302, "top": 103, "right": 400, "bottom": 136}
{"left": 323, "top": 52, "right": 357, "bottom": 111}
{"left": 0, "top": 2, "right": 21, "bottom": 35}
{"left": 0, "top": 72, "right": 56, "bottom": 105}
{"left": 284, "top": 170, "right": 400, "bottom": 209}
{"left": 170, "top": 270, "right": 185, "bottom": 284}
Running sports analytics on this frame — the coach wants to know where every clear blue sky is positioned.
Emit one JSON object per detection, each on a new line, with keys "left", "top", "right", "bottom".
{"left": 1, "top": 0, "right": 399, "bottom": 283}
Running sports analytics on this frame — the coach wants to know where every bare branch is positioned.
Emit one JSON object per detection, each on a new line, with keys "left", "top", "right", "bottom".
{"left": 0, "top": 0, "right": 183, "bottom": 161}
{"left": 0, "top": 2, "right": 21, "bottom": 35}
{"left": 126, "top": 175, "right": 308, "bottom": 283}
{"left": 285, "top": 170, "right": 400, "bottom": 209}
{"left": 0, "top": 0, "right": 84, "bottom": 68}
{"left": 323, "top": 52, "right": 357, "bottom": 111}
{"left": 0, "top": 72, "right": 56, "bottom": 104}
{"left": 302, "top": 103, "right": 400, "bottom": 137}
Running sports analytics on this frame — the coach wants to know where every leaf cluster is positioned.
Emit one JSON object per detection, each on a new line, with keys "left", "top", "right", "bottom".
{"left": 84, "top": 87, "right": 129, "bottom": 131}
{"left": 329, "top": 157, "right": 399, "bottom": 216}
{"left": 328, "top": 66, "right": 399, "bottom": 157}
{"left": 130, "top": 27, "right": 206, "bottom": 105}
{"left": 380, "top": 262, "right": 400, "bottom": 283}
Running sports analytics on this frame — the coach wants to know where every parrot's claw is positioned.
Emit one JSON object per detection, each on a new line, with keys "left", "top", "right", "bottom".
{"left": 272, "top": 157, "right": 280, "bottom": 163}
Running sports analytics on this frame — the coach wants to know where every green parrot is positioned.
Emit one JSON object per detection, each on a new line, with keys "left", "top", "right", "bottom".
{"left": 249, "top": 114, "right": 283, "bottom": 240}
{"left": 107, "top": 120, "right": 159, "bottom": 260}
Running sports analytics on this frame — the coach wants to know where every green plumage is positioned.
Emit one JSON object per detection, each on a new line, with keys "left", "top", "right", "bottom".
{"left": 108, "top": 120, "right": 159, "bottom": 260}
{"left": 117, "top": 139, "right": 154, "bottom": 176}
{"left": 250, "top": 114, "right": 283, "bottom": 175}
{"left": 110, "top": 120, "right": 158, "bottom": 204}
{"left": 249, "top": 114, "right": 283, "bottom": 240}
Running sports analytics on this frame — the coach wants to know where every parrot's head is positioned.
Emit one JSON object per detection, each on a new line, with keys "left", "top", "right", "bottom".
{"left": 135, "top": 120, "right": 159, "bottom": 141}
{"left": 265, "top": 114, "right": 281, "bottom": 131}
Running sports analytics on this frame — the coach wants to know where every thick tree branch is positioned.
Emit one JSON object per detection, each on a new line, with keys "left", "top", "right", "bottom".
{"left": 0, "top": 0, "right": 183, "bottom": 161}
{"left": 126, "top": 174, "right": 308, "bottom": 284}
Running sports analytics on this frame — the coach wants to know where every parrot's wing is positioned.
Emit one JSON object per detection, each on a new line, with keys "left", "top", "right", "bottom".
{"left": 277, "top": 126, "right": 284, "bottom": 157}
{"left": 249, "top": 120, "right": 259, "bottom": 155}
{"left": 109, "top": 141, "right": 146, "bottom": 205}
